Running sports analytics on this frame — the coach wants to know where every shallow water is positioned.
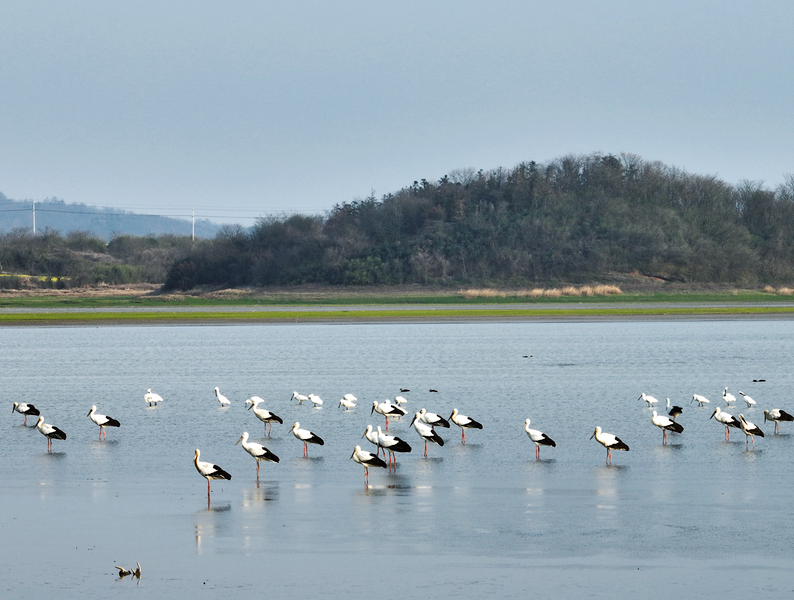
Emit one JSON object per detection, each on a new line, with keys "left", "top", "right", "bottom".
{"left": 2, "top": 320, "right": 794, "bottom": 597}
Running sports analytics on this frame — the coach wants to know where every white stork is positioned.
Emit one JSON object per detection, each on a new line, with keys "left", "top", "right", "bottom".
{"left": 410, "top": 412, "right": 445, "bottom": 457}
{"left": 36, "top": 415, "right": 66, "bottom": 452}
{"left": 193, "top": 449, "right": 231, "bottom": 503}
{"left": 651, "top": 410, "right": 684, "bottom": 444}
{"left": 524, "top": 418, "right": 556, "bottom": 459}
{"left": 235, "top": 432, "right": 279, "bottom": 478}
{"left": 371, "top": 400, "right": 406, "bottom": 429}
{"left": 764, "top": 409, "right": 794, "bottom": 434}
{"left": 450, "top": 408, "right": 483, "bottom": 442}
{"left": 590, "top": 426, "right": 629, "bottom": 464}
{"left": 350, "top": 445, "right": 387, "bottom": 485}
{"left": 291, "top": 422, "right": 324, "bottom": 457}
{"left": 12, "top": 402, "right": 39, "bottom": 425}
{"left": 87, "top": 405, "right": 121, "bottom": 440}
{"left": 739, "top": 414, "right": 764, "bottom": 449}
{"left": 709, "top": 406, "right": 741, "bottom": 441}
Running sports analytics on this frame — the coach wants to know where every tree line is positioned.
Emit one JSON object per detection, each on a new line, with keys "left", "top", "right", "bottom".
{"left": 163, "top": 153, "right": 794, "bottom": 290}
{"left": 0, "top": 229, "right": 192, "bottom": 288}
{"left": 3, "top": 153, "right": 793, "bottom": 291}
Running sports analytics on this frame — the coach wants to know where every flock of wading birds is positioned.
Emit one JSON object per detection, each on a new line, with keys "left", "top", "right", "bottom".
{"left": 11, "top": 385, "right": 794, "bottom": 492}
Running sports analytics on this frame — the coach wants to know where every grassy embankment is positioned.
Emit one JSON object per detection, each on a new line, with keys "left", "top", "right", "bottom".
{"left": 2, "top": 285, "right": 794, "bottom": 324}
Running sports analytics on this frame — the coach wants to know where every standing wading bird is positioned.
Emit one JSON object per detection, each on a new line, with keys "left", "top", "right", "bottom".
{"left": 723, "top": 387, "right": 737, "bottom": 405}
{"left": 362, "top": 425, "right": 381, "bottom": 456}
{"left": 290, "top": 391, "right": 308, "bottom": 403}
{"left": 214, "top": 387, "right": 230, "bottom": 406}
{"left": 739, "top": 414, "right": 764, "bottom": 449}
{"left": 394, "top": 395, "right": 408, "bottom": 405}
{"left": 638, "top": 393, "right": 659, "bottom": 407}
{"left": 87, "top": 405, "right": 121, "bottom": 440}
{"left": 291, "top": 422, "right": 324, "bottom": 457}
{"left": 235, "top": 432, "right": 279, "bottom": 478}
{"left": 764, "top": 409, "right": 794, "bottom": 434}
{"left": 739, "top": 392, "right": 756, "bottom": 407}
{"left": 666, "top": 398, "right": 683, "bottom": 421}
{"left": 450, "top": 408, "right": 483, "bottom": 442}
{"left": 709, "top": 406, "right": 741, "bottom": 441}
{"left": 144, "top": 389, "right": 163, "bottom": 406}
{"left": 376, "top": 426, "right": 412, "bottom": 469}
{"left": 651, "top": 410, "right": 684, "bottom": 444}
{"left": 338, "top": 394, "right": 357, "bottom": 410}
{"left": 36, "top": 416, "right": 67, "bottom": 452}
{"left": 410, "top": 412, "right": 445, "bottom": 457}
{"left": 419, "top": 408, "right": 451, "bottom": 429}
{"left": 308, "top": 394, "right": 324, "bottom": 408}
{"left": 12, "top": 402, "right": 39, "bottom": 425}
{"left": 692, "top": 394, "right": 710, "bottom": 406}
{"left": 371, "top": 400, "right": 407, "bottom": 429}
{"left": 524, "top": 418, "right": 556, "bottom": 459}
{"left": 193, "top": 449, "right": 231, "bottom": 504}
{"left": 350, "top": 445, "right": 387, "bottom": 485}
{"left": 590, "top": 426, "right": 629, "bottom": 465}
{"left": 246, "top": 397, "right": 283, "bottom": 436}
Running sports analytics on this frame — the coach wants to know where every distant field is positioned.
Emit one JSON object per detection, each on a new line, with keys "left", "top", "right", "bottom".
{"left": 2, "top": 288, "right": 794, "bottom": 325}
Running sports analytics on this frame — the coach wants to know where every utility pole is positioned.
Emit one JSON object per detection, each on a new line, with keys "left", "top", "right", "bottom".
{"left": 192, "top": 207, "right": 195, "bottom": 241}
{"left": 32, "top": 201, "right": 36, "bottom": 234}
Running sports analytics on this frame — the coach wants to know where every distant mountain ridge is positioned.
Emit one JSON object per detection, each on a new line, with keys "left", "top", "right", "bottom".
{"left": 0, "top": 192, "right": 221, "bottom": 239}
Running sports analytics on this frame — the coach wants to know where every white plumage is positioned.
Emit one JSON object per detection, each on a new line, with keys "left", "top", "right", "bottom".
{"left": 723, "top": 387, "right": 737, "bottom": 405}
{"left": 709, "top": 406, "right": 741, "bottom": 441}
{"left": 87, "top": 405, "right": 121, "bottom": 440}
{"left": 739, "top": 414, "right": 764, "bottom": 449}
{"left": 235, "top": 432, "right": 279, "bottom": 477}
{"left": 350, "top": 445, "right": 387, "bottom": 484}
{"left": 214, "top": 387, "right": 231, "bottom": 406}
{"left": 144, "top": 389, "right": 163, "bottom": 406}
{"left": 590, "top": 426, "right": 629, "bottom": 464}
{"left": 692, "top": 394, "right": 710, "bottom": 406}
{"left": 524, "top": 418, "right": 556, "bottom": 458}
{"left": 291, "top": 422, "right": 324, "bottom": 457}
{"left": 638, "top": 393, "right": 659, "bottom": 407}
{"left": 738, "top": 391, "right": 756, "bottom": 407}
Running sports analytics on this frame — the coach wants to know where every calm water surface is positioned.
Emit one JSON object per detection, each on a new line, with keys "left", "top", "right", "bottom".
{"left": 2, "top": 320, "right": 794, "bottom": 598}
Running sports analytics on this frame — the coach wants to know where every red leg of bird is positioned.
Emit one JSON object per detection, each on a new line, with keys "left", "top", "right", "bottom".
{"left": 424, "top": 440, "right": 428, "bottom": 458}
{"left": 256, "top": 461, "right": 260, "bottom": 478}
{"left": 385, "top": 417, "right": 389, "bottom": 430}
{"left": 663, "top": 430, "right": 667, "bottom": 444}
{"left": 535, "top": 445, "right": 540, "bottom": 459}
{"left": 303, "top": 443, "right": 308, "bottom": 457}
{"left": 462, "top": 429, "right": 465, "bottom": 443}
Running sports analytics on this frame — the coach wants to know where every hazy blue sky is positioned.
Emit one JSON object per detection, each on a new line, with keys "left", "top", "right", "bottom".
{"left": 1, "top": 1, "right": 792, "bottom": 225}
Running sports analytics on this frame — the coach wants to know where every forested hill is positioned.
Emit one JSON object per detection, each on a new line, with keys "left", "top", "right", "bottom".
{"left": 0, "top": 193, "right": 220, "bottom": 239}
{"left": 164, "top": 153, "right": 794, "bottom": 290}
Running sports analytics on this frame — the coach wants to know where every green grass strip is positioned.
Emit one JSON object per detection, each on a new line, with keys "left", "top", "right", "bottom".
{"left": 2, "top": 305, "right": 794, "bottom": 324}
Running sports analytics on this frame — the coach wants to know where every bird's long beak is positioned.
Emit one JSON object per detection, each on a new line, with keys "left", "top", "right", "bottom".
{"left": 448, "top": 412, "right": 454, "bottom": 420}
{"left": 637, "top": 395, "right": 642, "bottom": 401}
{"left": 235, "top": 437, "right": 242, "bottom": 446}
{"left": 709, "top": 410, "right": 716, "bottom": 420}
{"left": 86, "top": 409, "right": 91, "bottom": 417}
{"left": 349, "top": 450, "right": 355, "bottom": 460}
{"left": 370, "top": 405, "right": 376, "bottom": 415}
{"left": 410, "top": 414, "right": 417, "bottom": 426}
{"left": 247, "top": 404, "right": 253, "bottom": 411}
{"left": 589, "top": 430, "right": 596, "bottom": 440}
